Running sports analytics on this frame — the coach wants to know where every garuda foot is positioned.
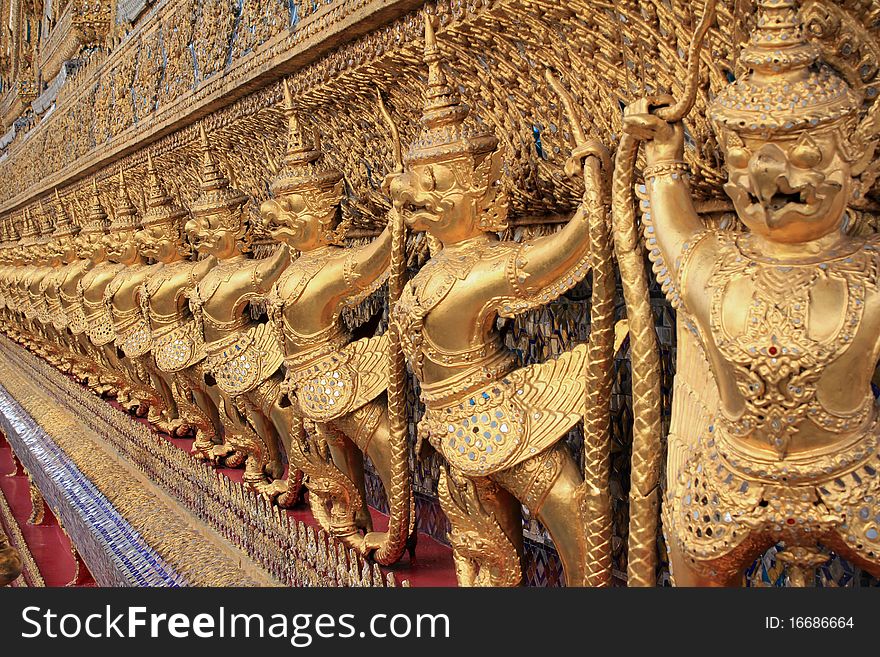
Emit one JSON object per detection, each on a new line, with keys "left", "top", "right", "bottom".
{"left": 96, "top": 383, "right": 116, "bottom": 396}
{"left": 190, "top": 437, "right": 227, "bottom": 464}
{"left": 190, "top": 434, "right": 215, "bottom": 461}
{"left": 173, "top": 421, "right": 192, "bottom": 437}
{"left": 363, "top": 531, "right": 387, "bottom": 554}
{"left": 277, "top": 471, "right": 304, "bottom": 508}
{"left": 151, "top": 416, "right": 173, "bottom": 434}
{"left": 223, "top": 449, "right": 247, "bottom": 468}
{"left": 336, "top": 531, "right": 370, "bottom": 556}
{"left": 84, "top": 378, "right": 103, "bottom": 393}
{"left": 252, "top": 478, "right": 288, "bottom": 501}
{"left": 154, "top": 416, "right": 189, "bottom": 436}
{"left": 359, "top": 530, "right": 419, "bottom": 565}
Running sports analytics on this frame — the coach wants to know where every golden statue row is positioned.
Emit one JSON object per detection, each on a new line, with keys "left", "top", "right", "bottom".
{"left": 1, "top": 0, "right": 879, "bottom": 587}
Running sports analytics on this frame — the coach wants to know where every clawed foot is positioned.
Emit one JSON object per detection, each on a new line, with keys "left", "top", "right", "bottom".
{"left": 252, "top": 478, "right": 288, "bottom": 501}
{"left": 223, "top": 449, "right": 246, "bottom": 468}
{"left": 153, "top": 419, "right": 178, "bottom": 435}
{"left": 363, "top": 531, "right": 387, "bottom": 553}
{"left": 173, "top": 422, "right": 192, "bottom": 437}
{"left": 154, "top": 416, "right": 189, "bottom": 436}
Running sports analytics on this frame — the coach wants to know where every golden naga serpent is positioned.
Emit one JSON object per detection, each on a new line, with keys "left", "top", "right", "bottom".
{"left": 612, "top": 0, "right": 716, "bottom": 587}
{"left": 545, "top": 70, "right": 616, "bottom": 587}
{"left": 374, "top": 90, "right": 412, "bottom": 565}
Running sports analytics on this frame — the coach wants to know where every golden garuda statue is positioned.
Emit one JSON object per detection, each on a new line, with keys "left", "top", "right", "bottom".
{"left": 130, "top": 155, "right": 199, "bottom": 438}
{"left": 621, "top": 0, "right": 880, "bottom": 585}
{"left": 103, "top": 168, "right": 181, "bottom": 432}
{"left": 388, "top": 14, "right": 615, "bottom": 586}
{"left": 187, "top": 139, "right": 296, "bottom": 498}
{"left": 53, "top": 197, "right": 106, "bottom": 392}
{"left": 10, "top": 216, "right": 36, "bottom": 348}
{"left": 13, "top": 209, "right": 43, "bottom": 350}
{"left": 140, "top": 130, "right": 235, "bottom": 463}
{"left": 26, "top": 208, "right": 58, "bottom": 361}
{"left": 259, "top": 80, "right": 412, "bottom": 562}
{"left": 42, "top": 193, "right": 86, "bottom": 379}
{"left": 77, "top": 176, "right": 137, "bottom": 407}
{"left": 63, "top": 183, "right": 120, "bottom": 397}
{"left": 34, "top": 198, "right": 68, "bottom": 369}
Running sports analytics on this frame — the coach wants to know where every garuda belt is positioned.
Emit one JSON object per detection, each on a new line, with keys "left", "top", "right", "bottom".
{"left": 286, "top": 334, "right": 388, "bottom": 423}
{"left": 153, "top": 320, "right": 206, "bottom": 373}
{"left": 49, "top": 299, "right": 69, "bottom": 331}
{"left": 117, "top": 317, "right": 152, "bottom": 358}
{"left": 85, "top": 308, "right": 116, "bottom": 346}
{"left": 204, "top": 322, "right": 283, "bottom": 395}
{"left": 65, "top": 304, "right": 87, "bottom": 335}
{"left": 420, "top": 344, "right": 588, "bottom": 476}
{"left": 664, "top": 413, "right": 880, "bottom": 578}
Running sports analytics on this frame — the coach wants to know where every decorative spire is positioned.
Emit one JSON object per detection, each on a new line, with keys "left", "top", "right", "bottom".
{"left": 709, "top": 0, "right": 859, "bottom": 135}
{"left": 109, "top": 167, "right": 141, "bottom": 232}
{"left": 37, "top": 201, "right": 54, "bottom": 241}
{"left": 81, "top": 178, "right": 111, "bottom": 235}
{"left": 405, "top": 12, "right": 497, "bottom": 164}
{"left": 190, "top": 125, "right": 248, "bottom": 221}
{"left": 68, "top": 201, "right": 81, "bottom": 230}
{"left": 141, "top": 153, "right": 187, "bottom": 229}
{"left": 52, "top": 188, "right": 79, "bottom": 239}
{"left": 18, "top": 207, "right": 39, "bottom": 246}
{"left": 8, "top": 217, "right": 20, "bottom": 242}
{"left": 421, "top": 13, "right": 467, "bottom": 133}
{"left": 269, "top": 79, "right": 342, "bottom": 196}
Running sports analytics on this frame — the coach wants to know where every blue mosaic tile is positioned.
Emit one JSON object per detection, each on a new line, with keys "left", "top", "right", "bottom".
{"left": 0, "top": 382, "right": 185, "bottom": 587}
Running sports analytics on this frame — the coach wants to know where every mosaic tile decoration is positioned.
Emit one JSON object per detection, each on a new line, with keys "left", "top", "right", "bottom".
{"left": 0, "top": 384, "right": 185, "bottom": 587}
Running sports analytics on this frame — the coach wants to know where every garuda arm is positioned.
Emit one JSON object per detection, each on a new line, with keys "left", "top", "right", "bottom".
{"left": 493, "top": 161, "right": 601, "bottom": 317}
{"left": 252, "top": 243, "right": 291, "bottom": 294}
{"left": 334, "top": 226, "right": 391, "bottom": 309}
{"left": 622, "top": 101, "right": 712, "bottom": 305}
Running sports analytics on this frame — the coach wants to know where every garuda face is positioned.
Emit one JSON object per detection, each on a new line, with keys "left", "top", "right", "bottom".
{"left": 393, "top": 151, "right": 504, "bottom": 243}
{"left": 137, "top": 224, "right": 185, "bottom": 263}
{"left": 722, "top": 128, "right": 852, "bottom": 245}
{"left": 260, "top": 182, "right": 341, "bottom": 251}
{"left": 185, "top": 209, "right": 243, "bottom": 259}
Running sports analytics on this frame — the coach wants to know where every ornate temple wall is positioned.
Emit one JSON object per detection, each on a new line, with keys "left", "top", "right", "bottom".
{"left": 1, "top": 0, "right": 879, "bottom": 586}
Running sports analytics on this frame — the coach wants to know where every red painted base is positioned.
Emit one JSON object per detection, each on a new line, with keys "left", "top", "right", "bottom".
{"left": 0, "top": 432, "right": 96, "bottom": 587}
{"left": 160, "top": 431, "right": 459, "bottom": 587}
{"left": 105, "top": 398, "right": 457, "bottom": 586}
